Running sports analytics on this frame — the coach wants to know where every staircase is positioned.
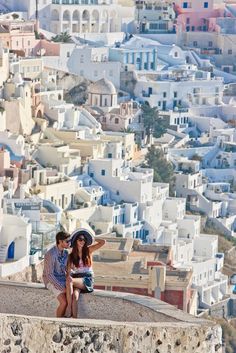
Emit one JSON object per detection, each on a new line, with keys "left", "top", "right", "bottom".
{"left": 189, "top": 50, "right": 202, "bottom": 67}
{"left": 203, "top": 145, "right": 220, "bottom": 168}
{"left": 0, "top": 245, "right": 8, "bottom": 263}
{"left": 225, "top": 5, "right": 236, "bottom": 18}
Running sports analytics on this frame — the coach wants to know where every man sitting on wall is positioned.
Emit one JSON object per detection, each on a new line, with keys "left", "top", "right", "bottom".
{"left": 43, "top": 231, "right": 70, "bottom": 317}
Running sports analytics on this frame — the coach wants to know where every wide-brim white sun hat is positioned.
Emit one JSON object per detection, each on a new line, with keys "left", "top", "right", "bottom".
{"left": 70, "top": 228, "right": 94, "bottom": 247}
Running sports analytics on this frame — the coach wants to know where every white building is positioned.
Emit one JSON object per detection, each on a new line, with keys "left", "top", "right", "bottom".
{"left": 134, "top": 67, "right": 224, "bottom": 110}
{"left": 135, "top": 0, "right": 176, "bottom": 34}
{"left": 1, "top": 73, "right": 35, "bottom": 135}
{"left": 0, "top": 45, "right": 9, "bottom": 88}
{"left": 67, "top": 46, "right": 121, "bottom": 88}
{"left": 88, "top": 158, "right": 153, "bottom": 204}
{"left": 49, "top": 0, "right": 128, "bottom": 34}
{"left": 33, "top": 144, "right": 81, "bottom": 176}
{"left": 33, "top": 169, "right": 78, "bottom": 210}
{"left": 0, "top": 184, "right": 33, "bottom": 277}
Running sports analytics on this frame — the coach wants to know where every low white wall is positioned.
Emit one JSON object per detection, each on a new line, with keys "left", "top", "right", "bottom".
{"left": 0, "top": 255, "right": 29, "bottom": 277}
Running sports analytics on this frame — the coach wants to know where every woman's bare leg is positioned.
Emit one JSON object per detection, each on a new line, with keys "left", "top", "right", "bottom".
{"left": 72, "top": 278, "right": 86, "bottom": 290}
{"left": 72, "top": 288, "right": 80, "bottom": 318}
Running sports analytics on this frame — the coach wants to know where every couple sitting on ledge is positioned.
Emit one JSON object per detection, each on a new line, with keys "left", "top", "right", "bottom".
{"left": 43, "top": 229, "right": 106, "bottom": 318}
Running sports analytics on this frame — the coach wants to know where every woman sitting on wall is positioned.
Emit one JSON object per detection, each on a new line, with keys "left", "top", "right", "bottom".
{"left": 66, "top": 228, "right": 106, "bottom": 318}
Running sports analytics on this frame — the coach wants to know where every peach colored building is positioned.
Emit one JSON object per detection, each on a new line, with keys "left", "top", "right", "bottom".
{"left": 0, "top": 20, "right": 39, "bottom": 56}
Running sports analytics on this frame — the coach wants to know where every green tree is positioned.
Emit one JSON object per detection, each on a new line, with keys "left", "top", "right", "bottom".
{"left": 141, "top": 103, "right": 169, "bottom": 144}
{"left": 51, "top": 32, "right": 72, "bottom": 43}
{"left": 141, "top": 103, "right": 157, "bottom": 144}
{"left": 143, "top": 146, "right": 175, "bottom": 193}
{"left": 121, "top": 127, "right": 133, "bottom": 133}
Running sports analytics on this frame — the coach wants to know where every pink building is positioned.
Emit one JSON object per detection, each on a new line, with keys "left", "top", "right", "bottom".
{"left": 0, "top": 20, "right": 39, "bottom": 56}
{"left": 174, "top": 0, "right": 215, "bottom": 14}
{"left": 174, "top": 0, "right": 230, "bottom": 33}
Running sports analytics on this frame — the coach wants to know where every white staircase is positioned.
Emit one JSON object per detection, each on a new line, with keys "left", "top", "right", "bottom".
{"left": 0, "top": 245, "right": 8, "bottom": 263}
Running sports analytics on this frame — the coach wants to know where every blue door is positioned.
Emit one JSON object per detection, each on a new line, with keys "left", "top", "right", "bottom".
{"left": 7, "top": 241, "right": 15, "bottom": 259}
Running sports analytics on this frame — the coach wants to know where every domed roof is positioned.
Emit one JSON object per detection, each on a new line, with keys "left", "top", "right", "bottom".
{"left": 89, "top": 78, "right": 117, "bottom": 95}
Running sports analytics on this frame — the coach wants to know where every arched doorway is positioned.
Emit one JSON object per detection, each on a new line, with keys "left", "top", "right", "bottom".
{"left": 36, "top": 110, "right": 42, "bottom": 119}
{"left": 7, "top": 241, "right": 15, "bottom": 260}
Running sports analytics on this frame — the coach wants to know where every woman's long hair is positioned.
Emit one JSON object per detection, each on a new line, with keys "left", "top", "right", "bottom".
{"left": 69, "top": 238, "right": 92, "bottom": 267}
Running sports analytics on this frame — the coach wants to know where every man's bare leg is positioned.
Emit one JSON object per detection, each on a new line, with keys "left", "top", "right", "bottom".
{"left": 56, "top": 292, "right": 67, "bottom": 318}
{"left": 65, "top": 277, "right": 73, "bottom": 317}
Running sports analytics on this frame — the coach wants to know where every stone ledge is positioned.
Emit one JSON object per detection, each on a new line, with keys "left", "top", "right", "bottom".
{"left": 0, "top": 314, "right": 222, "bottom": 353}
{"left": 0, "top": 281, "right": 208, "bottom": 324}
{"left": 0, "top": 281, "right": 222, "bottom": 352}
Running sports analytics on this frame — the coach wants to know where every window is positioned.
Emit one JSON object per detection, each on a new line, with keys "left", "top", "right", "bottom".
{"left": 208, "top": 41, "right": 213, "bottom": 47}
{"left": 204, "top": 2, "right": 208, "bottom": 8}
{"left": 174, "top": 91, "right": 177, "bottom": 98}
{"left": 101, "top": 169, "right": 106, "bottom": 176}
{"left": 228, "top": 49, "right": 232, "bottom": 55}
{"left": 67, "top": 51, "right": 70, "bottom": 57}
{"left": 28, "top": 40, "right": 30, "bottom": 46}
{"left": 193, "top": 41, "right": 198, "bottom": 47}
{"left": 183, "top": 2, "right": 188, "bottom": 8}
{"left": 80, "top": 55, "right": 84, "bottom": 63}
{"left": 115, "top": 118, "right": 119, "bottom": 124}
{"left": 174, "top": 51, "right": 178, "bottom": 57}
{"left": 163, "top": 92, "right": 167, "bottom": 98}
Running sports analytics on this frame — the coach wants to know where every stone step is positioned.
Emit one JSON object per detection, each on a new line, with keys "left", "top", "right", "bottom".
{"left": 0, "top": 245, "right": 8, "bottom": 263}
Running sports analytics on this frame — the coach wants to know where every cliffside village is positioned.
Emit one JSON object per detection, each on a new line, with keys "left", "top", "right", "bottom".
{"left": 0, "top": 0, "right": 236, "bottom": 319}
